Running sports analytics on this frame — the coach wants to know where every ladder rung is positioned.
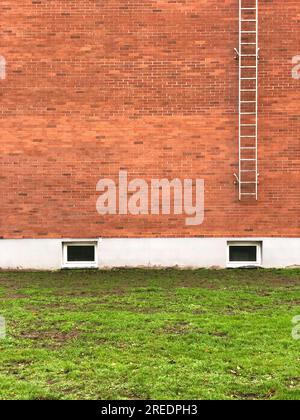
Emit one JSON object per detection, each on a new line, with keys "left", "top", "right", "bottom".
{"left": 241, "top": 112, "right": 256, "bottom": 115}
{"left": 241, "top": 8, "right": 257, "bottom": 10}
{"left": 241, "top": 89, "right": 256, "bottom": 92}
{"left": 241, "top": 135, "right": 256, "bottom": 137}
{"left": 240, "top": 182, "right": 257, "bottom": 184}
{"left": 241, "top": 66, "right": 256, "bottom": 69}
{"left": 241, "top": 31, "right": 256, "bottom": 33}
{"left": 241, "top": 20, "right": 256, "bottom": 22}
{"left": 241, "top": 54, "right": 257, "bottom": 57}
{"left": 241, "top": 101, "right": 256, "bottom": 103}
{"left": 241, "top": 43, "right": 257, "bottom": 45}
{"left": 241, "top": 159, "right": 256, "bottom": 161}
{"left": 241, "top": 78, "right": 256, "bottom": 80}
{"left": 241, "top": 193, "right": 257, "bottom": 196}
{"left": 241, "top": 170, "right": 256, "bottom": 172}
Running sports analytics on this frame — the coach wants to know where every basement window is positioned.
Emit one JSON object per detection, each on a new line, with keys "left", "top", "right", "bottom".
{"left": 227, "top": 242, "right": 262, "bottom": 268}
{"left": 62, "top": 242, "right": 98, "bottom": 269}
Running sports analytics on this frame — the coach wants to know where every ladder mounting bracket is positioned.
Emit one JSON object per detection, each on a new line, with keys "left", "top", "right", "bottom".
{"left": 234, "top": 173, "right": 240, "bottom": 184}
{"left": 257, "top": 48, "right": 260, "bottom": 60}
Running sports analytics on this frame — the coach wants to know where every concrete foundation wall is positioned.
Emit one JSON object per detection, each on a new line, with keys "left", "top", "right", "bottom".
{"left": 0, "top": 238, "right": 299, "bottom": 270}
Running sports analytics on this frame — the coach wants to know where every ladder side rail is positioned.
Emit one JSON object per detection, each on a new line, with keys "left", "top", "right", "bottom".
{"left": 238, "top": 0, "right": 242, "bottom": 200}
{"left": 255, "top": 0, "right": 259, "bottom": 200}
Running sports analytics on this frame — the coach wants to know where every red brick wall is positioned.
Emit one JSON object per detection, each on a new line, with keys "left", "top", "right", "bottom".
{"left": 0, "top": 0, "right": 299, "bottom": 238}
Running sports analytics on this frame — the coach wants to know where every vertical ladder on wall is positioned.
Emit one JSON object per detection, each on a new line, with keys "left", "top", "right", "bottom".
{"left": 235, "top": 0, "right": 259, "bottom": 200}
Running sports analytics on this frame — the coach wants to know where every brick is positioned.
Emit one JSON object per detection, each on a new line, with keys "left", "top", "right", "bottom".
{"left": 0, "top": 0, "right": 299, "bottom": 239}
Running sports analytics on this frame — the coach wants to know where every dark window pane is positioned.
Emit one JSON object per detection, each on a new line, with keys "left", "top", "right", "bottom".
{"left": 229, "top": 246, "right": 257, "bottom": 262}
{"left": 67, "top": 246, "right": 95, "bottom": 262}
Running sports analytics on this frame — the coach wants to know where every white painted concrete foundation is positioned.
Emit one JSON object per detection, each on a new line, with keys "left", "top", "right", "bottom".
{"left": 0, "top": 238, "right": 299, "bottom": 270}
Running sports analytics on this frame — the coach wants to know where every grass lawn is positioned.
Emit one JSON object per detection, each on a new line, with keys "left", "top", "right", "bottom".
{"left": 0, "top": 268, "right": 299, "bottom": 400}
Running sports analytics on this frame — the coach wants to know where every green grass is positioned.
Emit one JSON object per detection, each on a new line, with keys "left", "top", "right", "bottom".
{"left": 0, "top": 268, "right": 299, "bottom": 400}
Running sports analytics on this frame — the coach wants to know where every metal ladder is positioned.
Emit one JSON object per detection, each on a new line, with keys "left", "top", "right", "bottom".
{"left": 235, "top": 0, "right": 259, "bottom": 200}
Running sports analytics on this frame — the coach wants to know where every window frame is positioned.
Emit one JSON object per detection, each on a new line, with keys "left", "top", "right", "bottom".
{"left": 62, "top": 241, "right": 98, "bottom": 269}
{"left": 227, "top": 241, "right": 262, "bottom": 268}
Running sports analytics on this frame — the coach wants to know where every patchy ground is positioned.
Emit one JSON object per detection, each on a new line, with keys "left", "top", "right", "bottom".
{"left": 0, "top": 269, "right": 299, "bottom": 400}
